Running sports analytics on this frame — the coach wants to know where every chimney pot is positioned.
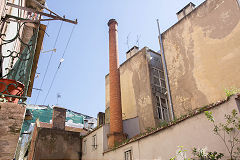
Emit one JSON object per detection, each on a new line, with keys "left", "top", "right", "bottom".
{"left": 176, "top": 2, "right": 196, "bottom": 20}
{"left": 52, "top": 106, "right": 66, "bottom": 130}
{"left": 126, "top": 46, "right": 139, "bottom": 60}
{"left": 108, "top": 19, "right": 118, "bottom": 26}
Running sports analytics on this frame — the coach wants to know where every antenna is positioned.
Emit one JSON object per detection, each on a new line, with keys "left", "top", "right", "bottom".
{"left": 136, "top": 34, "right": 141, "bottom": 48}
{"left": 125, "top": 33, "right": 131, "bottom": 50}
{"left": 56, "top": 93, "right": 61, "bottom": 105}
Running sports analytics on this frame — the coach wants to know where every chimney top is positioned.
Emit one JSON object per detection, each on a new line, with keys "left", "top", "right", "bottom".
{"left": 108, "top": 19, "right": 118, "bottom": 26}
{"left": 52, "top": 106, "right": 66, "bottom": 130}
{"left": 126, "top": 46, "right": 139, "bottom": 60}
{"left": 176, "top": 2, "right": 196, "bottom": 21}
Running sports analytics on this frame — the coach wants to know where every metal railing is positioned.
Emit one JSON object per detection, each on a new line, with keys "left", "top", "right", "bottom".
{"left": 0, "top": 16, "right": 39, "bottom": 103}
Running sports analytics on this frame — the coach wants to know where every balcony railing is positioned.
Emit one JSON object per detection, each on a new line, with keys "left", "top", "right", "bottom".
{"left": 0, "top": 17, "right": 39, "bottom": 103}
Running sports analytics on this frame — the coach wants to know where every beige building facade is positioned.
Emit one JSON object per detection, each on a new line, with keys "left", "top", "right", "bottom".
{"left": 83, "top": 0, "right": 240, "bottom": 159}
{"left": 162, "top": 0, "right": 240, "bottom": 117}
{"left": 105, "top": 47, "right": 171, "bottom": 133}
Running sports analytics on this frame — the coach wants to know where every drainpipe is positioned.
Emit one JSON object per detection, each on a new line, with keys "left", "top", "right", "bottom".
{"left": 157, "top": 19, "right": 174, "bottom": 120}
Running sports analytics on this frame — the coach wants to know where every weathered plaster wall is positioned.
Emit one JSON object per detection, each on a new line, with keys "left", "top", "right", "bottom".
{"left": 83, "top": 95, "right": 240, "bottom": 160}
{"left": 105, "top": 48, "right": 156, "bottom": 132}
{"left": 82, "top": 126, "right": 105, "bottom": 160}
{"left": 162, "top": 0, "right": 240, "bottom": 117}
{"left": 0, "top": 102, "right": 26, "bottom": 160}
{"left": 33, "top": 128, "right": 82, "bottom": 160}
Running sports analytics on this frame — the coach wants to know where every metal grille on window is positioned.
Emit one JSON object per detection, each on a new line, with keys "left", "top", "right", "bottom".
{"left": 124, "top": 150, "right": 132, "bottom": 160}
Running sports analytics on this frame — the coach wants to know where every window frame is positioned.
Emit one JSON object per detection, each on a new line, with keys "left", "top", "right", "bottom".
{"left": 156, "top": 95, "right": 170, "bottom": 121}
{"left": 92, "top": 134, "right": 97, "bottom": 150}
{"left": 124, "top": 149, "right": 133, "bottom": 160}
{"left": 152, "top": 67, "right": 167, "bottom": 93}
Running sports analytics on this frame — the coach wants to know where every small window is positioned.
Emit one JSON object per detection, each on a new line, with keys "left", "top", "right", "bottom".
{"left": 156, "top": 96, "right": 169, "bottom": 121}
{"left": 124, "top": 149, "right": 133, "bottom": 160}
{"left": 92, "top": 135, "right": 97, "bottom": 149}
{"left": 83, "top": 139, "right": 87, "bottom": 154}
{"left": 157, "top": 107, "right": 162, "bottom": 120}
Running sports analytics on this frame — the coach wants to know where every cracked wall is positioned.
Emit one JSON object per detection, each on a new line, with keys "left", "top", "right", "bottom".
{"left": 162, "top": 0, "right": 240, "bottom": 117}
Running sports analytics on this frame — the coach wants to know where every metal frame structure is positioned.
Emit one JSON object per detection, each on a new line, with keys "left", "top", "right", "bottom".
{"left": 0, "top": 1, "right": 77, "bottom": 103}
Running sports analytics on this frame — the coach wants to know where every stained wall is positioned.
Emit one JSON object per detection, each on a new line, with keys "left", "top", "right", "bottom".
{"left": 0, "top": 102, "right": 26, "bottom": 160}
{"left": 33, "top": 128, "right": 82, "bottom": 160}
{"left": 162, "top": 0, "right": 240, "bottom": 116}
{"left": 105, "top": 48, "right": 156, "bottom": 132}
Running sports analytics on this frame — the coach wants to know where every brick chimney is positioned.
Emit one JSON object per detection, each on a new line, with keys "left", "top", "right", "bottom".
{"left": 107, "top": 19, "right": 125, "bottom": 148}
{"left": 52, "top": 106, "right": 66, "bottom": 130}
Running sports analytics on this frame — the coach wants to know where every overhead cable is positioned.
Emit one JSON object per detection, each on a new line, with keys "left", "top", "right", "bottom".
{"left": 34, "top": 21, "right": 63, "bottom": 105}
{"left": 43, "top": 24, "right": 76, "bottom": 105}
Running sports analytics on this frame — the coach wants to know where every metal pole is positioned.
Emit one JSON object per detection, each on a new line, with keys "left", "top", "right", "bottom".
{"left": 156, "top": 19, "right": 174, "bottom": 120}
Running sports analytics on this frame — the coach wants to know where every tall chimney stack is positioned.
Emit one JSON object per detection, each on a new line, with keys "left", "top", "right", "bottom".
{"left": 107, "top": 19, "right": 125, "bottom": 148}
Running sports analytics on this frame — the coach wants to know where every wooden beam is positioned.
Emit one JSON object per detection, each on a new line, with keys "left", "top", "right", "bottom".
{"left": 27, "top": 24, "right": 46, "bottom": 97}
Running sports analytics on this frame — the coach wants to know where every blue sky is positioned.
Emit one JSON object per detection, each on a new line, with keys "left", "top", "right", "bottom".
{"left": 28, "top": 0, "right": 205, "bottom": 117}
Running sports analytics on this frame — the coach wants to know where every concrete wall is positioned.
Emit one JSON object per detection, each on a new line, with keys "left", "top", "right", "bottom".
{"left": 162, "top": 0, "right": 240, "bottom": 117}
{"left": 33, "top": 128, "right": 82, "bottom": 160}
{"left": 105, "top": 48, "right": 156, "bottom": 132}
{"left": 83, "top": 95, "right": 240, "bottom": 160}
{"left": 0, "top": 102, "right": 26, "bottom": 160}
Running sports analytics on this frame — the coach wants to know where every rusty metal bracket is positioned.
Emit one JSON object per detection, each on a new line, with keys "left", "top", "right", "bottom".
{"left": 6, "top": 2, "right": 77, "bottom": 24}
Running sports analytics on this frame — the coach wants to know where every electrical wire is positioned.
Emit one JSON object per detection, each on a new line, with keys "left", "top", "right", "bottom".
{"left": 43, "top": 24, "right": 76, "bottom": 105}
{"left": 34, "top": 21, "right": 63, "bottom": 105}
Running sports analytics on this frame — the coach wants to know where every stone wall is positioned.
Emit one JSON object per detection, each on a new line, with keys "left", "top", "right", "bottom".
{"left": 32, "top": 128, "right": 82, "bottom": 160}
{"left": 162, "top": 0, "right": 240, "bottom": 117}
{"left": 0, "top": 102, "right": 26, "bottom": 160}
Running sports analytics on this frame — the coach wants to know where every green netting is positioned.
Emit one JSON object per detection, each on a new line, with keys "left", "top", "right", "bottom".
{"left": 21, "top": 105, "right": 85, "bottom": 135}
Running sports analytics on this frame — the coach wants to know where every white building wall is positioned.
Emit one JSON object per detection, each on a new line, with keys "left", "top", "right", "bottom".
{"left": 1, "top": 0, "right": 26, "bottom": 76}
{"left": 82, "top": 95, "right": 240, "bottom": 160}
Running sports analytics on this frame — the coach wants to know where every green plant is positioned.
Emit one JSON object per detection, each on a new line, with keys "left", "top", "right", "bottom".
{"left": 224, "top": 88, "right": 240, "bottom": 98}
{"left": 192, "top": 147, "right": 224, "bottom": 160}
{"left": 170, "top": 146, "right": 192, "bottom": 160}
{"left": 158, "top": 120, "right": 168, "bottom": 128}
{"left": 205, "top": 109, "right": 240, "bottom": 160}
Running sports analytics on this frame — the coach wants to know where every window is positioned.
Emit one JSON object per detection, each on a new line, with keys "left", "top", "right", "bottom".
{"left": 92, "top": 135, "right": 97, "bottom": 149}
{"left": 83, "top": 139, "right": 87, "bottom": 154}
{"left": 156, "top": 96, "right": 169, "bottom": 121}
{"left": 152, "top": 67, "right": 166, "bottom": 94}
{"left": 124, "top": 149, "right": 132, "bottom": 160}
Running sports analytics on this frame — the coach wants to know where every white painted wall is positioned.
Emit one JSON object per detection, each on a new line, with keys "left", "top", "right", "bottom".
{"left": 1, "top": 0, "right": 26, "bottom": 76}
{"left": 82, "top": 96, "right": 240, "bottom": 160}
